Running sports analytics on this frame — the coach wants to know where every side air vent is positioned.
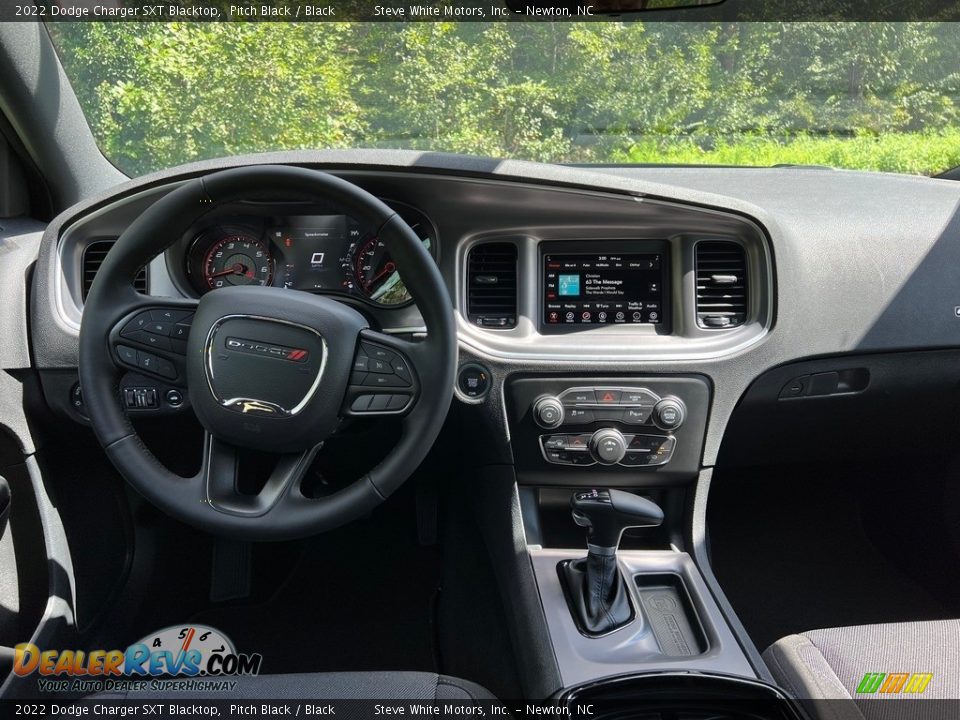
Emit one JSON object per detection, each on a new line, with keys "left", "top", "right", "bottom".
{"left": 466, "top": 242, "right": 517, "bottom": 329}
{"left": 82, "top": 240, "right": 147, "bottom": 301}
{"left": 695, "top": 241, "right": 748, "bottom": 328}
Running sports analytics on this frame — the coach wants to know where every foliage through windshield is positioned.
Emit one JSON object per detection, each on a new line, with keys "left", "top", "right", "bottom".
{"left": 49, "top": 22, "right": 960, "bottom": 176}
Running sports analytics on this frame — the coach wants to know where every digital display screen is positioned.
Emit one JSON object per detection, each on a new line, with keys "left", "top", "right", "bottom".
{"left": 543, "top": 252, "right": 664, "bottom": 327}
{"left": 270, "top": 215, "right": 361, "bottom": 292}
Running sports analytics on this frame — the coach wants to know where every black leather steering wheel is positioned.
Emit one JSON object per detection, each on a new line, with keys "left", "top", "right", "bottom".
{"left": 78, "top": 165, "right": 456, "bottom": 540}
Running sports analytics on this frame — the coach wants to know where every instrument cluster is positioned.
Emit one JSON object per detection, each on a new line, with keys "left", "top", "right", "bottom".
{"left": 182, "top": 203, "right": 436, "bottom": 307}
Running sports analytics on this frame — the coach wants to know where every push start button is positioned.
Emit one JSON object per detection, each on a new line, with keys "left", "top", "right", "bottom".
{"left": 457, "top": 363, "right": 491, "bottom": 400}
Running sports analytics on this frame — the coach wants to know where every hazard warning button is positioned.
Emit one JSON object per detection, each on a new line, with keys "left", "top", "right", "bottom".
{"left": 597, "top": 389, "right": 622, "bottom": 404}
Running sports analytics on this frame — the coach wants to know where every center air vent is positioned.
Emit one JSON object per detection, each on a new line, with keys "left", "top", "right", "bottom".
{"left": 466, "top": 242, "right": 517, "bottom": 329}
{"left": 695, "top": 241, "right": 748, "bottom": 328}
{"left": 82, "top": 240, "right": 147, "bottom": 301}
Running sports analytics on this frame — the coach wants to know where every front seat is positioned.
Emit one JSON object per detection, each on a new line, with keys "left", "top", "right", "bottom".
{"left": 94, "top": 671, "right": 496, "bottom": 701}
{"left": 764, "top": 620, "right": 960, "bottom": 714}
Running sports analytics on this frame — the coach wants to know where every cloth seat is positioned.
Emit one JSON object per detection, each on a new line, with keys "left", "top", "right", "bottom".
{"left": 764, "top": 620, "right": 960, "bottom": 719}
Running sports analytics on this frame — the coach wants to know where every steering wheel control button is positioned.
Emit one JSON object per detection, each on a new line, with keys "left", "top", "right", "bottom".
{"left": 125, "top": 329, "right": 171, "bottom": 351}
{"left": 165, "top": 389, "right": 184, "bottom": 407}
{"left": 145, "top": 321, "right": 172, "bottom": 336}
{"left": 349, "top": 392, "right": 412, "bottom": 414}
{"left": 392, "top": 357, "right": 413, "bottom": 383}
{"left": 369, "top": 358, "right": 392, "bottom": 374}
{"left": 362, "top": 373, "right": 407, "bottom": 388}
{"left": 151, "top": 309, "right": 192, "bottom": 324}
{"left": 457, "top": 363, "right": 491, "bottom": 399}
{"left": 351, "top": 395, "right": 374, "bottom": 411}
{"left": 349, "top": 342, "right": 414, "bottom": 393}
{"left": 361, "top": 343, "right": 394, "bottom": 362}
{"left": 121, "top": 311, "right": 153, "bottom": 335}
{"left": 367, "top": 395, "right": 391, "bottom": 411}
{"left": 533, "top": 396, "right": 565, "bottom": 428}
{"left": 136, "top": 351, "right": 159, "bottom": 373}
{"left": 116, "top": 345, "right": 138, "bottom": 365}
{"left": 387, "top": 394, "right": 410, "bottom": 410}
{"left": 652, "top": 397, "right": 686, "bottom": 430}
{"left": 156, "top": 357, "right": 177, "bottom": 380}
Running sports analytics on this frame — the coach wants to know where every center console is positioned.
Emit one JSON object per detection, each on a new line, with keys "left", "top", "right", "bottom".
{"left": 502, "top": 373, "right": 792, "bottom": 714}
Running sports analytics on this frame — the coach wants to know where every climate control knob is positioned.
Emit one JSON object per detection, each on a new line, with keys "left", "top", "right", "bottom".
{"left": 589, "top": 428, "right": 628, "bottom": 465}
{"left": 533, "top": 396, "right": 565, "bottom": 429}
{"left": 653, "top": 397, "right": 686, "bottom": 431}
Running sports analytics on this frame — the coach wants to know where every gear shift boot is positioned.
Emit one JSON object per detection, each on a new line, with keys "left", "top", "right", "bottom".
{"left": 560, "top": 489, "right": 664, "bottom": 636}
{"left": 560, "top": 548, "right": 634, "bottom": 635}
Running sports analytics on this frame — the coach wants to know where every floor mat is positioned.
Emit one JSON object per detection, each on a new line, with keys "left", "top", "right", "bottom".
{"left": 190, "top": 500, "right": 441, "bottom": 675}
{"left": 707, "top": 461, "right": 954, "bottom": 653}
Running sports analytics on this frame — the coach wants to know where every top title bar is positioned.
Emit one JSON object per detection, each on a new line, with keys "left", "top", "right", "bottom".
{"left": 7, "top": 0, "right": 960, "bottom": 22}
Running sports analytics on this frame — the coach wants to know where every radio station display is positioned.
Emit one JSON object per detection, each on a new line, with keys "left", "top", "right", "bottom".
{"left": 543, "top": 253, "right": 664, "bottom": 327}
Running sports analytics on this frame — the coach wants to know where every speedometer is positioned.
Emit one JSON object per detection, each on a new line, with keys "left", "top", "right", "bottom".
{"left": 203, "top": 234, "right": 273, "bottom": 290}
{"left": 349, "top": 206, "right": 435, "bottom": 306}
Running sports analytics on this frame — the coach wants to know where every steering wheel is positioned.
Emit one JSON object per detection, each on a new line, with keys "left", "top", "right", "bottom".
{"left": 78, "top": 165, "right": 456, "bottom": 540}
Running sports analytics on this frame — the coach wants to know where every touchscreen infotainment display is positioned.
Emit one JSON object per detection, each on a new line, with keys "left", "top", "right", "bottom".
{"left": 543, "top": 252, "right": 664, "bottom": 328}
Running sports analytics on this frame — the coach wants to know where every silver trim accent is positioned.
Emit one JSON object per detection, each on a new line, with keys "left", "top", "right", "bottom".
{"left": 203, "top": 314, "right": 329, "bottom": 416}
{"left": 56, "top": 182, "right": 187, "bottom": 332}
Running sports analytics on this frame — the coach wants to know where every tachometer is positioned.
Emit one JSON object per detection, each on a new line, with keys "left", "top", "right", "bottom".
{"left": 203, "top": 234, "right": 273, "bottom": 290}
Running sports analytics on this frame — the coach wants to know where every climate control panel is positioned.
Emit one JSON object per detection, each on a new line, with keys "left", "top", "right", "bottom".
{"left": 540, "top": 430, "right": 676, "bottom": 467}
{"left": 506, "top": 375, "right": 710, "bottom": 486}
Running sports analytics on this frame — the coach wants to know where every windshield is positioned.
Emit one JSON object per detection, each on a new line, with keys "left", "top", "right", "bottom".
{"left": 48, "top": 22, "right": 960, "bottom": 176}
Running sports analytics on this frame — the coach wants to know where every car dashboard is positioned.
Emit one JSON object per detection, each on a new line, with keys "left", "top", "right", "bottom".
{"left": 21, "top": 151, "right": 960, "bottom": 481}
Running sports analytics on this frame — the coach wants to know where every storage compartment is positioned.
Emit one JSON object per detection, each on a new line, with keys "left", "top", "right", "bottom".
{"left": 635, "top": 573, "right": 707, "bottom": 657}
{"left": 559, "top": 672, "right": 803, "bottom": 720}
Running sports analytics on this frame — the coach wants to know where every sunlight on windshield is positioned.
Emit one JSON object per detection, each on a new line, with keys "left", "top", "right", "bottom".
{"left": 47, "top": 22, "right": 960, "bottom": 176}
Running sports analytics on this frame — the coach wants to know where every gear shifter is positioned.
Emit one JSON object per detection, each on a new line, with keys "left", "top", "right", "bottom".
{"left": 560, "top": 488, "right": 664, "bottom": 635}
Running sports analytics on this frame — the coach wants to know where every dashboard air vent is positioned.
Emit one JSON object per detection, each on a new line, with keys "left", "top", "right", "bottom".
{"left": 467, "top": 242, "right": 517, "bottom": 329}
{"left": 695, "top": 241, "right": 748, "bottom": 328}
{"left": 82, "top": 240, "right": 147, "bottom": 301}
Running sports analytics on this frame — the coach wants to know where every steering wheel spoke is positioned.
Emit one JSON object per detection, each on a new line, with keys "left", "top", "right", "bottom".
{"left": 108, "top": 299, "right": 199, "bottom": 387}
{"left": 200, "top": 432, "right": 320, "bottom": 517}
{"left": 342, "top": 329, "right": 422, "bottom": 417}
